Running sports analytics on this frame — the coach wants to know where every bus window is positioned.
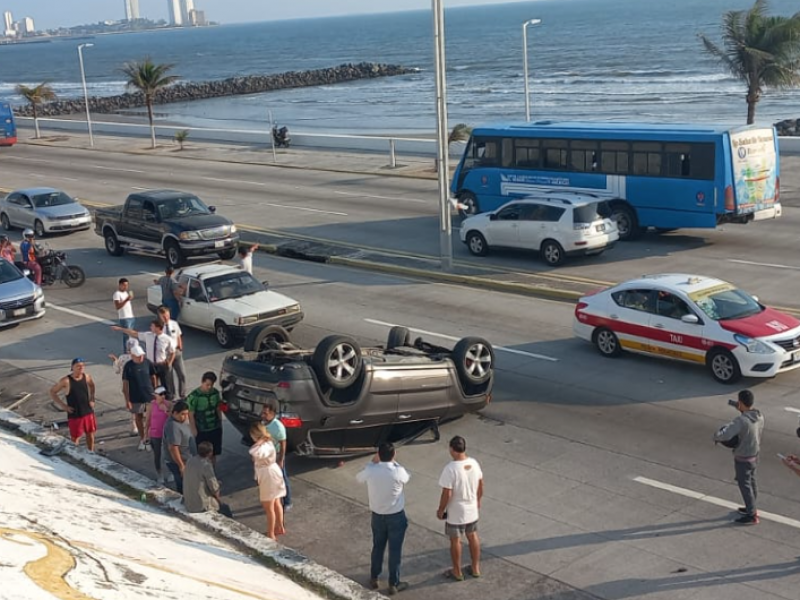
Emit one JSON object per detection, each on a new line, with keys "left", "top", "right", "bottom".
{"left": 570, "top": 140, "right": 598, "bottom": 172}
{"left": 501, "top": 138, "right": 514, "bottom": 168}
{"left": 542, "top": 139, "right": 568, "bottom": 170}
{"left": 632, "top": 142, "right": 662, "bottom": 176}
{"left": 514, "top": 139, "right": 540, "bottom": 168}
{"left": 665, "top": 143, "right": 692, "bottom": 178}
{"left": 600, "top": 141, "right": 629, "bottom": 174}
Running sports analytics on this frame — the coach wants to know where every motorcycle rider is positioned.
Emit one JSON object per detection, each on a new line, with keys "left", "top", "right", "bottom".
{"left": 0, "top": 235, "right": 15, "bottom": 263}
{"left": 19, "top": 229, "right": 42, "bottom": 285}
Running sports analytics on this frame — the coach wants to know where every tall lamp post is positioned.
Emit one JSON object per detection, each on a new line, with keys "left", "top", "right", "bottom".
{"left": 432, "top": 0, "right": 453, "bottom": 271}
{"left": 77, "top": 43, "right": 94, "bottom": 148}
{"left": 522, "top": 18, "right": 541, "bottom": 122}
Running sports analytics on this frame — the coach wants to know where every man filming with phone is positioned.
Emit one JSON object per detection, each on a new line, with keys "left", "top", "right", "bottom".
{"left": 714, "top": 389, "right": 764, "bottom": 525}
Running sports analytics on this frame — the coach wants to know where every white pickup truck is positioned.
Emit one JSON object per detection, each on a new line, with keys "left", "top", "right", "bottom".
{"left": 147, "top": 263, "right": 303, "bottom": 347}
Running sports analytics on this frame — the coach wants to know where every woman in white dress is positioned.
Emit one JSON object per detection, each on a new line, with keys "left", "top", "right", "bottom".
{"left": 249, "top": 422, "right": 286, "bottom": 539}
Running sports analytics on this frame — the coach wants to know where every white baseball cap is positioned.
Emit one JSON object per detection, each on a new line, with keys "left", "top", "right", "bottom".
{"left": 154, "top": 386, "right": 167, "bottom": 395}
{"left": 130, "top": 345, "right": 145, "bottom": 357}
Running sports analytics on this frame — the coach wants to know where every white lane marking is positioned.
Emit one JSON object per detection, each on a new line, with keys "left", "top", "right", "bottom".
{"left": 93, "top": 165, "right": 146, "bottom": 174}
{"left": 332, "top": 190, "right": 427, "bottom": 204}
{"left": 131, "top": 186, "right": 151, "bottom": 191}
{"left": 48, "top": 303, "right": 116, "bottom": 326}
{"left": 261, "top": 202, "right": 347, "bottom": 216}
{"left": 785, "top": 407, "right": 800, "bottom": 414}
{"left": 202, "top": 176, "right": 267, "bottom": 187}
{"left": 634, "top": 476, "right": 800, "bottom": 530}
{"left": 5, "top": 156, "right": 61, "bottom": 165}
{"left": 140, "top": 271, "right": 162, "bottom": 278}
{"left": 364, "top": 318, "right": 558, "bottom": 362}
{"left": 59, "top": 177, "right": 79, "bottom": 182}
{"left": 728, "top": 259, "right": 800, "bottom": 271}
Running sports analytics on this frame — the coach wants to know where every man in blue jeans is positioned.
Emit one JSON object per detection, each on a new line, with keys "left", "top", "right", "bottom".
{"left": 356, "top": 443, "right": 410, "bottom": 596}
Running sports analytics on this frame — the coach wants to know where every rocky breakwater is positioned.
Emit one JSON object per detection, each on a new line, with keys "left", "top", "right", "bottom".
{"left": 775, "top": 118, "right": 800, "bottom": 137}
{"left": 14, "top": 62, "right": 416, "bottom": 117}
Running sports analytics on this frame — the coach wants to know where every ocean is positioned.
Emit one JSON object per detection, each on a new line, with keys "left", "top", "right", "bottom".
{"left": 0, "top": 0, "right": 798, "bottom": 134}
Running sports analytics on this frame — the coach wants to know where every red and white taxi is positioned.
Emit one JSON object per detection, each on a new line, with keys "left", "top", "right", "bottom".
{"left": 573, "top": 274, "right": 800, "bottom": 383}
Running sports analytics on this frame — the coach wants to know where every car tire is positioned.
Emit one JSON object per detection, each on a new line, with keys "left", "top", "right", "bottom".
{"left": 612, "top": 204, "right": 644, "bottom": 241}
{"left": 458, "top": 192, "right": 479, "bottom": 218}
{"left": 243, "top": 324, "right": 291, "bottom": 352}
{"left": 387, "top": 326, "right": 411, "bottom": 349}
{"left": 452, "top": 336, "right": 494, "bottom": 386}
{"left": 34, "top": 220, "right": 46, "bottom": 238}
{"left": 165, "top": 240, "right": 185, "bottom": 268}
{"left": 62, "top": 265, "right": 86, "bottom": 288}
{"left": 312, "top": 335, "right": 363, "bottom": 390}
{"left": 541, "top": 239, "right": 565, "bottom": 266}
{"left": 104, "top": 230, "right": 124, "bottom": 256}
{"left": 707, "top": 348, "right": 741, "bottom": 384}
{"left": 466, "top": 231, "right": 489, "bottom": 257}
{"left": 594, "top": 327, "right": 622, "bottom": 357}
{"left": 214, "top": 321, "right": 236, "bottom": 348}
{"left": 1, "top": 213, "right": 12, "bottom": 231}
{"left": 218, "top": 248, "right": 237, "bottom": 260}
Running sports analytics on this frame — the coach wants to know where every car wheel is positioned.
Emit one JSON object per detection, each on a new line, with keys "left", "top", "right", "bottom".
{"left": 594, "top": 328, "right": 622, "bottom": 357}
{"left": 387, "top": 326, "right": 411, "bottom": 349}
{"left": 466, "top": 231, "right": 489, "bottom": 257}
{"left": 62, "top": 265, "right": 86, "bottom": 288}
{"left": 612, "top": 204, "right": 644, "bottom": 241}
{"left": 165, "top": 240, "right": 185, "bottom": 268}
{"left": 707, "top": 348, "right": 741, "bottom": 384}
{"left": 104, "top": 230, "right": 124, "bottom": 256}
{"left": 34, "top": 220, "right": 46, "bottom": 238}
{"left": 215, "top": 321, "right": 235, "bottom": 348}
{"left": 218, "top": 248, "right": 237, "bottom": 260}
{"left": 541, "top": 239, "right": 565, "bottom": 266}
{"left": 453, "top": 336, "right": 494, "bottom": 386}
{"left": 312, "top": 335, "right": 363, "bottom": 390}
{"left": 458, "top": 192, "right": 479, "bottom": 218}
{"left": 243, "top": 324, "right": 291, "bottom": 352}
{"left": 1, "top": 213, "right": 11, "bottom": 231}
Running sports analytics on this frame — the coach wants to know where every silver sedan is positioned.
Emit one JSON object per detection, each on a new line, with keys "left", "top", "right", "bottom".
{"left": 0, "top": 187, "right": 92, "bottom": 237}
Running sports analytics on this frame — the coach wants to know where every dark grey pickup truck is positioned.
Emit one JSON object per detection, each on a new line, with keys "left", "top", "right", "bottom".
{"left": 94, "top": 189, "right": 240, "bottom": 267}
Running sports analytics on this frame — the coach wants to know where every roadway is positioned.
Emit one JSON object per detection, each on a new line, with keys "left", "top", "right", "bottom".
{"left": 3, "top": 143, "right": 800, "bottom": 312}
{"left": 2, "top": 226, "right": 800, "bottom": 600}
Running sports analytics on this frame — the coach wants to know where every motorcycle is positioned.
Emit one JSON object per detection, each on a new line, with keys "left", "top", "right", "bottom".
{"left": 272, "top": 125, "right": 291, "bottom": 148}
{"left": 16, "top": 247, "right": 86, "bottom": 288}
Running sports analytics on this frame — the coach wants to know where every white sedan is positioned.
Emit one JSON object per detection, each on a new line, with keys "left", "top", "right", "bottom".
{"left": 147, "top": 263, "right": 303, "bottom": 348}
{"left": 573, "top": 273, "right": 800, "bottom": 383}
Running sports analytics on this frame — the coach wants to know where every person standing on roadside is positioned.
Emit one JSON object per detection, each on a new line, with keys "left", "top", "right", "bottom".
{"left": 163, "top": 400, "right": 196, "bottom": 495}
{"left": 113, "top": 278, "right": 135, "bottom": 352}
{"left": 19, "top": 229, "right": 41, "bottom": 285}
{"left": 49, "top": 358, "right": 97, "bottom": 451}
{"left": 183, "top": 441, "right": 234, "bottom": 518}
{"left": 121, "top": 345, "right": 157, "bottom": 451}
{"left": 145, "top": 386, "right": 173, "bottom": 484}
{"left": 249, "top": 422, "right": 286, "bottom": 539}
{"left": 158, "top": 305, "right": 186, "bottom": 399}
{"left": 236, "top": 243, "right": 258, "bottom": 274}
{"left": 109, "top": 338, "right": 143, "bottom": 436}
{"left": 437, "top": 435, "right": 483, "bottom": 581}
{"left": 714, "top": 389, "right": 765, "bottom": 525}
{"left": 154, "top": 266, "right": 181, "bottom": 320}
{"left": 187, "top": 372, "right": 224, "bottom": 465}
{"left": 357, "top": 443, "right": 410, "bottom": 596}
{"left": 0, "top": 235, "right": 16, "bottom": 262}
{"left": 261, "top": 402, "right": 292, "bottom": 511}
{"left": 113, "top": 319, "right": 175, "bottom": 394}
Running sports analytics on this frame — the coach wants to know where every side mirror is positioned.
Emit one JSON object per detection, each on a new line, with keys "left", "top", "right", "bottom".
{"left": 681, "top": 314, "right": 700, "bottom": 324}
{"left": 262, "top": 280, "right": 270, "bottom": 288}
{"left": 209, "top": 205, "right": 217, "bottom": 213}
{"left": 22, "top": 269, "right": 31, "bottom": 277}
{"left": 489, "top": 213, "right": 497, "bottom": 221}
{"left": 751, "top": 295, "right": 759, "bottom": 303}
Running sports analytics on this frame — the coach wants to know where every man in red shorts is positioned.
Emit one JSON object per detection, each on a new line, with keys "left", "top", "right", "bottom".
{"left": 49, "top": 358, "right": 97, "bottom": 451}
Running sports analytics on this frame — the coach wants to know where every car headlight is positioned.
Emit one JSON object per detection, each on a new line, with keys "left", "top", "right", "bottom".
{"left": 287, "top": 303, "right": 300, "bottom": 312}
{"left": 734, "top": 334, "right": 774, "bottom": 354}
{"left": 179, "top": 231, "right": 201, "bottom": 241}
{"left": 33, "top": 288, "right": 44, "bottom": 300}
{"left": 237, "top": 315, "right": 259, "bottom": 325}
{"left": 230, "top": 225, "right": 237, "bottom": 234}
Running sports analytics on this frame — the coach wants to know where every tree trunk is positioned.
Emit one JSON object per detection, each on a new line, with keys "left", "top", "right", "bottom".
{"left": 32, "top": 104, "right": 40, "bottom": 139}
{"left": 746, "top": 99, "right": 756, "bottom": 125}
{"left": 146, "top": 96, "right": 156, "bottom": 149}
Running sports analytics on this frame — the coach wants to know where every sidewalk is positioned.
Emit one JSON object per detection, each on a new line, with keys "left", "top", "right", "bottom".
{"left": 0, "top": 427, "right": 325, "bottom": 600}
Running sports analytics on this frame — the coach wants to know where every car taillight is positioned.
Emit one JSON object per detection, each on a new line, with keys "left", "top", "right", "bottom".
{"left": 277, "top": 381, "right": 291, "bottom": 389}
{"left": 280, "top": 414, "right": 303, "bottom": 429}
{"left": 575, "top": 301, "right": 589, "bottom": 316}
{"left": 724, "top": 185, "right": 735, "bottom": 211}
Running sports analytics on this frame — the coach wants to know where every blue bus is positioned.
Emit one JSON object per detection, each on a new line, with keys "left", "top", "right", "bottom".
{"left": 451, "top": 121, "right": 780, "bottom": 240}
{"left": 0, "top": 102, "right": 17, "bottom": 147}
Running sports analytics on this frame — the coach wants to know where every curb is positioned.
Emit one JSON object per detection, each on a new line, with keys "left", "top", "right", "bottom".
{"left": 0, "top": 408, "right": 382, "bottom": 600}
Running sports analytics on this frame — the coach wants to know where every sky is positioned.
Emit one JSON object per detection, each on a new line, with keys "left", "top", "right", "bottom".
{"left": 2, "top": 0, "right": 533, "bottom": 30}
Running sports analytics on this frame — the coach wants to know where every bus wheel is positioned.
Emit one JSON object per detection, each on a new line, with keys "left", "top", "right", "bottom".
{"left": 458, "top": 192, "right": 479, "bottom": 218}
{"left": 612, "top": 204, "right": 644, "bottom": 241}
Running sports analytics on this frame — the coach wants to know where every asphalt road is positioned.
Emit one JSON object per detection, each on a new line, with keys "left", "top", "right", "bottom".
{"left": 3, "top": 229, "right": 800, "bottom": 600}
{"left": 2, "top": 144, "right": 800, "bottom": 311}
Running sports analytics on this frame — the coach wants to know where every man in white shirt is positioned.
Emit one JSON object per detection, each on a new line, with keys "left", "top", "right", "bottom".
{"left": 356, "top": 443, "right": 410, "bottom": 596}
{"left": 437, "top": 435, "right": 483, "bottom": 581}
{"left": 158, "top": 305, "right": 186, "bottom": 398}
{"left": 236, "top": 243, "right": 258, "bottom": 274}
{"left": 112, "top": 278, "right": 135, "bottom": 352}
{"left": 112, "top": 319, "right": 175, "bottom": 395}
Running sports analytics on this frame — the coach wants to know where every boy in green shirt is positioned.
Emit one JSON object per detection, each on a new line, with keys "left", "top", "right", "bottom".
{"left": 187, "top": 371, "right": 223, "bottom": 464}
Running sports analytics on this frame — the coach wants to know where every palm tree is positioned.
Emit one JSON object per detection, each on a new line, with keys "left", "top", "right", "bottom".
{"left": 448, "top": 123, "right": 473, "bottom": 149}
{"left": 699, "top": 0, "right": 800, "bottom": 125}
{"left": 119, "top": 57, "right": 180, "bottom": 148}
{"left": 15, "top": 83, "right": 57, "bottom": 139}
{"left": 174, "top": 129, "right": 189, "bottom": 150}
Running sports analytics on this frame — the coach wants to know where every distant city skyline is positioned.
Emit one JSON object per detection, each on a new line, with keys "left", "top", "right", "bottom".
{"left": 0, "top": 0, "right": 534, "bottom": 30}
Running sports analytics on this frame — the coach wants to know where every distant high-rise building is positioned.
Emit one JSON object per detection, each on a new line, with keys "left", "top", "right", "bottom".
{"left": 189, "top": 9, "right": 206, "bottom": 26}
{"left": 21, "top": 17, "right": 35, "bottom": 34}
{"left": 180, "top": 0, "right": 195, "bottom": 27}
{"left": 3, "top": 10, "right": 13, "bottom": 32}
{"left": 168, "top": 0, "right": 182, "bottom": 25}
{"left": 124, "top": 0, "right": 140, "bottom": 21}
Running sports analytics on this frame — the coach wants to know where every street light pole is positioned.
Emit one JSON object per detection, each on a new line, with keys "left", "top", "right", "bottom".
{"left": 77, "top": 43, "right": 95, "bottom": 148}
{"left": 432, "top": 0, "right": 453, "bottom": 272}
{"left": 522, "top": 18, "right": 542, "bottom": 122}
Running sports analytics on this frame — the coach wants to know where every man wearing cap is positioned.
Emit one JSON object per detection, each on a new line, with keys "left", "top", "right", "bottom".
{"left": 122, "top": 344, "right": 158, "bottom": 451}
{"left": 113, "top": 319, "right": 175, "bottom": 394}
{"left": 49, "top": 358, "right": 97, "bottom": 451}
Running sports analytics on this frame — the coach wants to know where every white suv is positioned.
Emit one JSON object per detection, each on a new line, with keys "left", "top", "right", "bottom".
{"left": 459, "top": 194, "right": 619, "bottom": 266}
